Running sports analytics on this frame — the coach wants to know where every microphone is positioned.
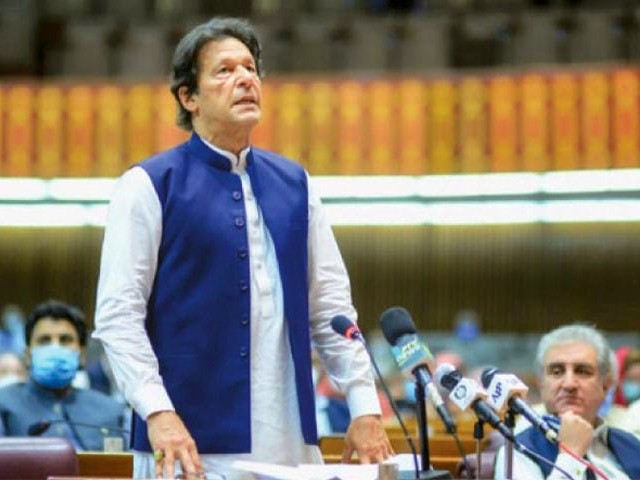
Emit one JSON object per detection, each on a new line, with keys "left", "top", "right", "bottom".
{"left": 330, "top": 314, "right": 423, "bottom": 480}
{"left": 331, "top": 315, "right": 364, "bottom": 342}
{"left": 434, "top": 363, "right": 515, "bottom": 443}
{"left": 28, "top": 419, "right": 129, "bottom": 437}
{"left": 379, "top": 307, "right": 456, "bottom": 434}
{"left": 480, "top": 367, "right": 558, "bottom": 443}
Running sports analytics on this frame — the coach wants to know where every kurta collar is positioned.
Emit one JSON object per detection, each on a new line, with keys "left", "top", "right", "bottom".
{"left": 187, "top": 133, "right": 251, "bottom": 172}
{"left": 27, "top": 379, "right": 75, "bottom": 402}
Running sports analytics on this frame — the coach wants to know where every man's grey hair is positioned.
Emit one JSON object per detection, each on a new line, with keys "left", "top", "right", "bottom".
{"left": 535, "top": 324, "right": 612, "bottom": 378}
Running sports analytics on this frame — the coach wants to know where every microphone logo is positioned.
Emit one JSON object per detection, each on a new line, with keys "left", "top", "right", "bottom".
{"left": 390, "top": 337, "right": 432, "bottom": 371}
{"left": 486, "top": 373, "right": 528, "bottom": 411}
{"left": 453, "top": 384, "right": 468, "bottom": 401}
{"left": 491, "top": 381, "right": 503, "bottom": 404}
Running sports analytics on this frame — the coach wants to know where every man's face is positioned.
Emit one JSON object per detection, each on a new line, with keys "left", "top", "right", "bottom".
{"left": 539, "top": 341, "right": 609, "bottom": 425}
{"left": 26, "top": 318, "right": 82, "bottom": 365}
{"left": 180, "top": 37, "right": 261, "bottom": 136}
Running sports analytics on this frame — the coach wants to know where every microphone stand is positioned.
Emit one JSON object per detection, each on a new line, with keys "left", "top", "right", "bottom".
{"left": 503, "top": 410, "right": 516, "bottom": 480}
{"left": 414, "top": 380, "right": 452, "bottom": 480}
{"left": 473, "top": 419, "right": 484, "bottom": 480}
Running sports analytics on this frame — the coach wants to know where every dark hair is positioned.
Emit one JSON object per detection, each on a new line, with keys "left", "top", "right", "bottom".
{"left": 25, "top": 300, "right": 88, "bottom": 347}
{"left": 170, "top": 17, "right": 264, "bottom": 131}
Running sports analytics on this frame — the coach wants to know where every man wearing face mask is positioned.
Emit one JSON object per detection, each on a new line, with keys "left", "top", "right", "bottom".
{"left": 621, "top": 349, "right": 640, "bottom": 436}
{"left": 0, "top": 300, "right": 126, "bottom": 451}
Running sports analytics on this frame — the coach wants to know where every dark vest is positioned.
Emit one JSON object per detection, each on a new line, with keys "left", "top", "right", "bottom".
{"left": 516, "top": 419, "right": 640, "bottom": 479}
{"left": 131, "top": 134, "right": 317, "bottom": 453}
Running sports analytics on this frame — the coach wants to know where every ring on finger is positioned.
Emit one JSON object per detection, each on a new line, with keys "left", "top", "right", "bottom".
{"left": 153, "top": 449, "right": 164, "bottom": 462}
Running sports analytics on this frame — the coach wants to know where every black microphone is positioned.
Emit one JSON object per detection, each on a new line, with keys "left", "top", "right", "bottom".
{"left": 434, "top": 364, "right": 516, "bottom": 443}
{"left": 330, "top": 315, "right": 423, "bottom": 480}
{"left": 480, "top": 367, "right": 558, "bottom": 443}
{"left": 28, "top": 419, "right": 130, "bottom": 437}
{"left": 331, "top": 315, "right": 364, "bottom": 342}
{"left": 379, "top": 307, "right": 456, "bottom": 434}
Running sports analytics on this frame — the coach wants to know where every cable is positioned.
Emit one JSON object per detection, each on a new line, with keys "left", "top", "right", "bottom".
{"left": 559, "top": 443, "right": 610, "bottom": 480}
{"left": 451, "top": 432, "right": 471, "bottom": 480}
{"left": 61, "top": 406, "right": 89, "bottom": 451}
{"left": 517, "top": 443, "right": 575, "bottom": 480}
{"left": 362, "top": 340, "right": 420, "bottom": 480}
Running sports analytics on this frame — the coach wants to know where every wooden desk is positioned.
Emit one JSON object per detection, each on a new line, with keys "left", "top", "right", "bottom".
{"left": 77, "top": 451, "right": 133, "bottom": 478}
{"left": 320, "top": 433, "right": 488, "bottom": 477}
{"left": 320, "top": 434, "right": 487, "bottom": 458}
{"left": 322, "top": 453, "right": 462, "bottom": 477}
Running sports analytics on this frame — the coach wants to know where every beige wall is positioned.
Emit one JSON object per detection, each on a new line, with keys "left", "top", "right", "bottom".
{"left": 1, "top": 223, "right": 639, "bottom": 333}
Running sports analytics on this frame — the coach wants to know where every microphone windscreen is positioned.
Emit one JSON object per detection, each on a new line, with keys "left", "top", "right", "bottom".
{"left": 480, "top": 366, "right": 500, "bottom": 388}
{"left": 434, "top": 362, "right": 458, "bottom": 391}
{"left": 379, "top": 306, "right": 416, "bottom": 345}
{"left": 330, "top": 315, "right": 354, "bottom": 337}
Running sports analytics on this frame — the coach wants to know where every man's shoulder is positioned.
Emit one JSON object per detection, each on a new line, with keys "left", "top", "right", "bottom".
{"left": 252, "top": 147, "right": 302, "bottom": 169}
{"left": 74, "top": 388, "right": 124, "bottom": 412}
{"left": 608, "top": 425, "right": 640, "bottom": 445}
{"left": 251, "top": 147, "right": 307, "bottom": 182}
{"left": 139, "top": 143, "right": 187, "bottom": 169}
{"left": 0, "top": 382, "right": 27, "bottom": 402}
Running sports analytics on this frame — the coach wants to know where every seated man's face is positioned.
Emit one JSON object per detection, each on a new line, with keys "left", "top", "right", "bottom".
{"left": 30, "top": 318, "right": 81, "bottom": 352}
{"left": 540, "top": 341, "right": 609, "bottom": 425}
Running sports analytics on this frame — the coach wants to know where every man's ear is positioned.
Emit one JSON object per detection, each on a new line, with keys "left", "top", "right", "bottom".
{"left": 79, "top": 347, "right": 87, "bottom": 368}
{"left": 178, "top": 85, "right": 198, "bottom": 113}
{"left": 602, "top": 373, "right": 614, "bottom": 394}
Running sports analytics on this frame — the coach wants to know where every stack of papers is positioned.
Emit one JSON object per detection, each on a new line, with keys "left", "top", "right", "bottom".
{"left": 232, "top": 454, "right": 418, "bottom": 480}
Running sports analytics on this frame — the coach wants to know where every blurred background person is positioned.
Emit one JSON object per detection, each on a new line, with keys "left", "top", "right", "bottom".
{"left": 0, "top": 351, "right": 27, "bottom": 388}
{"left": 0, "top": 305, "right": 26, "bottom": 356}
{"left": 0, "top": 299, "right": 127, "bottom": 451}
{"left": 619, "top": 348, "right": 640, "bottom": 406}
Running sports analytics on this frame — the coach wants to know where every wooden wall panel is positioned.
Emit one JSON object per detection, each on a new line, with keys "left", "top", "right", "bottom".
{"left": 0, "top": 228, "right": 103, "bottom": 319}
{"left": 2, "top": 67, "right": 640, "bottom": 176}
{"left": 1, "top": 225, "right": 638, "bottom": 335}
{"left": 335, "top": 224, "right": 640, "bottom": 334}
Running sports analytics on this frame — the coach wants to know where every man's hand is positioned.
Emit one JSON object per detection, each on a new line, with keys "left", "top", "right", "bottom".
{"left": 147, "top": 410, "right": 203, "bottom": 478}
{"left": 558, "top": 411, "right": 594, "bottom": 457}
{"left": 342, "top": 415, "right": 394, "bottom": 464}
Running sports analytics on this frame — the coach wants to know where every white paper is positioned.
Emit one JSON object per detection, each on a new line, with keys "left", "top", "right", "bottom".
{"left": 232, "top": 455, "right": 418, "bottom": 480}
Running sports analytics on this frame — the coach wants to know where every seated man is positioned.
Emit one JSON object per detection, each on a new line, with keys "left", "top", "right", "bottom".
{"left": 494, "top": 324, "right": 640, "bottom": 480}
{"left": 0, "top": 300, "right": 127, "bottom": 451}
{"left": 0, "top": 351, "right": 27, "bottom": 387}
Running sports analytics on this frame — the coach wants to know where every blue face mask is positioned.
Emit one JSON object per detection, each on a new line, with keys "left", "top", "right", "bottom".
{"left": 622, "top": 381, "right": 640, "bottom": 404}
{"left": 30, "top": 344, "right": 80, "bottom": 389}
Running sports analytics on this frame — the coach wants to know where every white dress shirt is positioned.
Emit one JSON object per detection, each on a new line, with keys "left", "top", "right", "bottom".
{"left": 94, "top": 140, "right": 381, "bottom": 479}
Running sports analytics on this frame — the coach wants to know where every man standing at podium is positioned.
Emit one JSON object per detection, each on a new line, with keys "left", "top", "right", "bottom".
{"left": 94, "top": 16, "right": 391, "bottom": 479}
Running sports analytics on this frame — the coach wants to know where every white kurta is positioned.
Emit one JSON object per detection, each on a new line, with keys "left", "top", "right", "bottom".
{"left": 94, "top": 140, "right": 381, "bottom": 479}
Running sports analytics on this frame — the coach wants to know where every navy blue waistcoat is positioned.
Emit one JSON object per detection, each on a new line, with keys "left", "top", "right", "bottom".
{"left": 131, "top": 134, "right": 317, "bottom": 453}
{"left": 516, "top": 421, "right": 640, "bottom": 478}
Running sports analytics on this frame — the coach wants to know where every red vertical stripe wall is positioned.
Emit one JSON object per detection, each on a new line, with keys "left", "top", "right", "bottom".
{"left": 0, "top": 67, "right": 639, "bottom": 177}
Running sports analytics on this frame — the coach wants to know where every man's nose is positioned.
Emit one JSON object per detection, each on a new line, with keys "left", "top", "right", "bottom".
{"left": 235, "top": 66, "right": 255, "bottom": 84}
{"left": 560, "top": 371, "right": 578, "bottom": 388}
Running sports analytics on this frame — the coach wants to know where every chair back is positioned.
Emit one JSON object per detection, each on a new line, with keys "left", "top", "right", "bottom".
{"left": 0, "top": 437, "right": 79, "bottom": 480}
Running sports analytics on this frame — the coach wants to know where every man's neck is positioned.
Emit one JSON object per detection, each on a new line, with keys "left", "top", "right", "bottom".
{"left": 193, "top": 124, "right": 251, "bottom": 157}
